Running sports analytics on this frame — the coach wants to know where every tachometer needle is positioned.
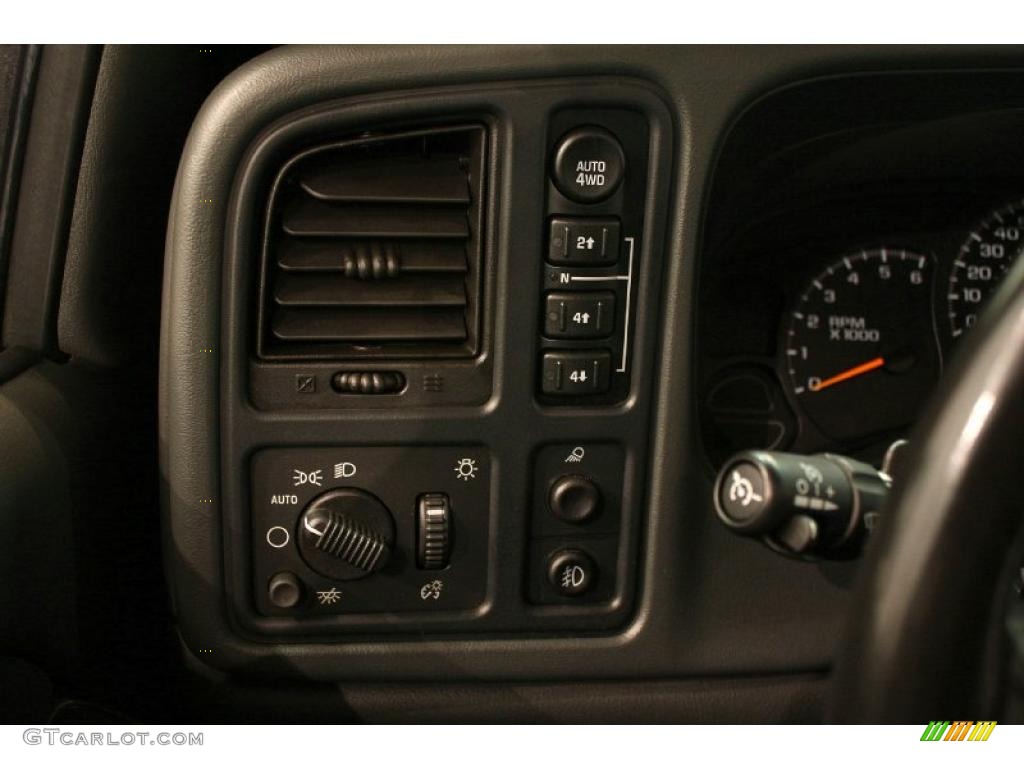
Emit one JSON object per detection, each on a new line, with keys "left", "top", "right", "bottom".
{"left": 811, "top": 356, "right": 886, "bottom": 392}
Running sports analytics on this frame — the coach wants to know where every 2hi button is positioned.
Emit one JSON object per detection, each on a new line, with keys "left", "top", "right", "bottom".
{"left": 552, "top": 127, "right": 625, "bottom": 204}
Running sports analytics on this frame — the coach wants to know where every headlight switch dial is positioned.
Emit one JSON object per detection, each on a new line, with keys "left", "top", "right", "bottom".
{"left": 298, "top": 488, "right": 395, "bottom": 581}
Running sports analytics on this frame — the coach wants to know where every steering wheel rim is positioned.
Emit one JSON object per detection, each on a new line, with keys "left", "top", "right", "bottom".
{"left": 830, "top": 256, "right": 1024, "bottom": 722}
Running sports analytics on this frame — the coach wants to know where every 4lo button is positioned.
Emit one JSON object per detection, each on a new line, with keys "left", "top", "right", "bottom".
{"left": 541, "top": 350, "right": 611, "bottom": 395}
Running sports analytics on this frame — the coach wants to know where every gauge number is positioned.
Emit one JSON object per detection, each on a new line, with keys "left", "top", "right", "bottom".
{"left": 948, "top": 199, "right": 1024, "bottom": 337}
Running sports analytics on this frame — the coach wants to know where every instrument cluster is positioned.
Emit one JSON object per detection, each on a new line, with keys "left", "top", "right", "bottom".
{"left": 700, "top": 188, "right": 1024, "bottom": 466}
{"left": 696, "top": 70, "right": 1024, "bottom": 467}
{"left": 783, "top": 199, "right": 1022, "bottom": 447}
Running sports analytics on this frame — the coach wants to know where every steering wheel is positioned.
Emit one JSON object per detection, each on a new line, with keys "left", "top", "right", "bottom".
{"left": 829, "top": 256, "right": 1024, "bottom": 722}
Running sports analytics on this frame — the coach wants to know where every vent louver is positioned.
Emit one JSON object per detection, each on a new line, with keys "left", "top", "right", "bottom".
{"left": 258, "top": 125, "right": 486, "bottom": 360}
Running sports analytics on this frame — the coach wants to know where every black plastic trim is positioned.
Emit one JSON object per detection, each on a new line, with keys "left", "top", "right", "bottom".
{"left": 0, "top": 45, "right": 39, "bottom": 352}
{"left": 0, "top": 45, "right": 99, "bottom": 356}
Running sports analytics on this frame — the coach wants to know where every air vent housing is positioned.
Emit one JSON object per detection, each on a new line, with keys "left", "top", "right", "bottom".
{"left": 258, "top": 125, "right": 486, "bottom": 360}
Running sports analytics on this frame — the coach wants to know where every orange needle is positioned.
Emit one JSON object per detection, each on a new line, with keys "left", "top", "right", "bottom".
{"left": 811, "top": 356, "right": 886, "bottom": 392}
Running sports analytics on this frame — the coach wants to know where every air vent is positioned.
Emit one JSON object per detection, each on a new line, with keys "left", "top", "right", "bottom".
{"left": 258, "top": 125, "right": 486, "bottom": 360}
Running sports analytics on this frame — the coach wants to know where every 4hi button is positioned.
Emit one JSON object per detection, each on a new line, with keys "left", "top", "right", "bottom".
{"left": 552, "top": 127, "right": 625, "bottom": 204}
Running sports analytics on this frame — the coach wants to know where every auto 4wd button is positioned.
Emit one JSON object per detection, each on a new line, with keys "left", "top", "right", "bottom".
{"left": 551, "top": 127, "right": 625, "bottom": 204}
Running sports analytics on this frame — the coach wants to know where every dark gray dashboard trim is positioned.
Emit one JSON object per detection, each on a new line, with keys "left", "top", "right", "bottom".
{"left": 221, "top": 80, "right": 670, "bottom": 639}
{"left": 0, "top": 45, "right": 37, "bottom": 349}
{"left": 1, "top": 45, "right": 98, "bottom": 356}
{"left": 161, "top": 44, "right": 1024, "bottom": 682}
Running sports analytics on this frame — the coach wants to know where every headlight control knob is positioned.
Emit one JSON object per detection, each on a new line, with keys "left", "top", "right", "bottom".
{"left": 298, "top": 488, "right": 395, "bottom": 581}
{"left": 417, "top": 493, "right": 451, "bottom": 570}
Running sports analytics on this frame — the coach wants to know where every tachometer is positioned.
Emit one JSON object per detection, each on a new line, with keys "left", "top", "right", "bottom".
{"left": 783, "top": 248, "right": 941, "bottom": 444}
{"left": 948, "top": 199, "right": 1024, "bottom": 338}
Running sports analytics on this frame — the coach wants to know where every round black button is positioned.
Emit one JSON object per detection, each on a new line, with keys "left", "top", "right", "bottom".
{"left": 548, "top": 475, "right": 602, "bottom": 524}
{"left": 551, "top": 127, "right": 625, "bottom": 203}
{"left": 547, "top": 549, "right": 597, "bottom": 597}
{"left": 715, "top": 460, "right": 770, "bottom": 525}
{"left": 268, "top": 571, "right": 303, "bottom": 609}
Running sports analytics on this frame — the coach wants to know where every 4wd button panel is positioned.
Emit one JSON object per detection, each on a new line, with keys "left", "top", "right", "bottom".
{"left": 537, "top": 108, "right": 650, "bottom": 404}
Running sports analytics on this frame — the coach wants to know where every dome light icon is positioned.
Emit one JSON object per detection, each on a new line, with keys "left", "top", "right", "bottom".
{"left": 454, "top": 458, "right": 478, "bottom": 482}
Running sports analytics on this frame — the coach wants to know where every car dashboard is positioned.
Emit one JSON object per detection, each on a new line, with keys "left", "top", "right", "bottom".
{"left": 1, "top": 45, "right": 1023, "bottom": 724}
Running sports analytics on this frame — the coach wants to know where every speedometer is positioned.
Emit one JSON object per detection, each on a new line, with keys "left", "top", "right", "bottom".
{"left": 783, "top": 248, "right": 941, "bottom": 444}
{"left": 948, "top": 199, "right": 1024, "bottom": 338}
